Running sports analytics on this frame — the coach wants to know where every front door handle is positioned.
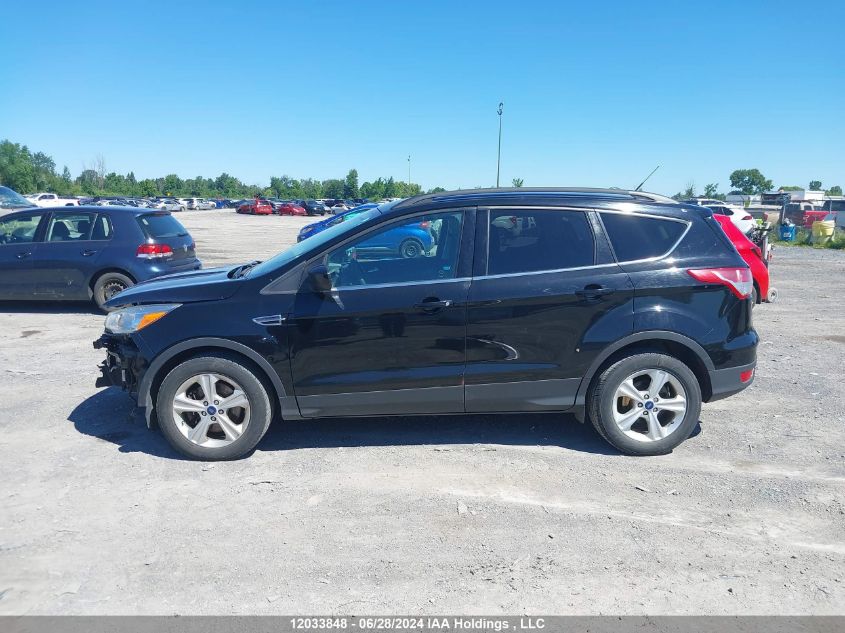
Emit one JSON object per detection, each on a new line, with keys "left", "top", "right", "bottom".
{"left": 575, "top": 285, "right": 615, "bottom": 299}
{"left": 16, "top": 251, "right": 32, "bottom": 260}
{"left": 81, "top": 249, "right": 97, "bottom": 257}
{"left": 414, "top": 298, "right": 453, "bottom": 312}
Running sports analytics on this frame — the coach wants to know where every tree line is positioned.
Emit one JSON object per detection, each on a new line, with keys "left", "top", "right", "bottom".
{"left": 673, "top": 168, "right": 842, "bottom": 200}
{"left": 0, "top": 139, "right": 447, "bottom": 201}
{"left": 3, "top": 139, "right": 840, "bottom": 203}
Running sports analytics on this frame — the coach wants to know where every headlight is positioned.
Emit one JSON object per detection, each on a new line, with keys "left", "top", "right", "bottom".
{"left": 105, "top": 304, "right": 180, "bottom": 334}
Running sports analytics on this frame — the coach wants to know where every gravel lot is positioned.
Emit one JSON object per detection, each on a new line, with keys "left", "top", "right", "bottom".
{"left": 1, "top": 209, "right": 843, "bottom": 615}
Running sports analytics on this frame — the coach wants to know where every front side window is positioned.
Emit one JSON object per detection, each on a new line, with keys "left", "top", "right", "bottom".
{"left": 326, "top": 211, "right": 464, "bottom": 288}
{"left": 0, "top": 212, "right": 44, "bottom": 244}
{"left": 600, "top": 212, "right": 688, "bottom": 262}
{"left": 46, "top": 212, "right": 98, "bottom": 242}
{"left": 487, "top": 209, "right": 595, "bottom": 275}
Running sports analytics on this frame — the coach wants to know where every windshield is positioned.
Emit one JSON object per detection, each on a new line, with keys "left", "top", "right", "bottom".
{"left": 249, "top": 207, "right": 383, "bottom": 277}
{"left": 0, "top": 186, "right": 35, "bottom": 210}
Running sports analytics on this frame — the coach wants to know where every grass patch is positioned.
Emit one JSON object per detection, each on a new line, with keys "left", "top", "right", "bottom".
{"left": 772, "top": 226, "right": 845, "bottom": 249}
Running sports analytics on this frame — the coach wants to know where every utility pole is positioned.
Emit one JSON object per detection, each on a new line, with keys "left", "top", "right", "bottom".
{"left": 408, "top": 155, "right": 411, "bottom": 189}
{"left": 496, "top": 102, "right": 504, "bottom": 187}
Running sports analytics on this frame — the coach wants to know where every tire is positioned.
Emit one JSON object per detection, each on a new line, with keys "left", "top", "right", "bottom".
{"left": 155, "top": 354, "right": 273, "bottom": 461}
{"left": 751, "top": 284, "right": 759, "bottom": 306}
{"left": 587, "top": 353, "right": 702, "bottom": 456}
{"left": 399, "top": 238, "right": 424, "bottom": 258}
{"left": 93, "top": 272, "right": 133, "bottom": 312}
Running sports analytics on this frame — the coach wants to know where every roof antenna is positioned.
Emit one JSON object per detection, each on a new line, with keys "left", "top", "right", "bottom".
{"left": 634, "top": 165, "right": 660, "bottom": 192}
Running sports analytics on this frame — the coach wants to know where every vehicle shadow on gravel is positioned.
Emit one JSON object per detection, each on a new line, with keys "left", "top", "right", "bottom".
{"left": 69, "top": 387, "right": 672, "bottom": 459}
{"left": 0, "top": 301, "right": 100, "bottom": 315}
{"left": 68, "top": 387, "right": 182, "bottom": 459}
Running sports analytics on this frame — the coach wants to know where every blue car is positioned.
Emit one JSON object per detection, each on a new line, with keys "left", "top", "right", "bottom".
{"left": 0, "top": 206, "right": 201, "bottom": 310}
{"left": 297, "top": 203, "right": 433, "bottom": 258}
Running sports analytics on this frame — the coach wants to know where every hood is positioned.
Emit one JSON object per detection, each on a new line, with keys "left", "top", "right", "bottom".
{"left": 105, "top": 266, "right": 243, "bottom": 308}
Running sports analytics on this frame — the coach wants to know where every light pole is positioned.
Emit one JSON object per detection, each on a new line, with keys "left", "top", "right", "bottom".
{"left": 496, "top": 102, "right": 503, "bottom": 188}
{"left": 408, "top": 155, "right": 411, "bottom": 189}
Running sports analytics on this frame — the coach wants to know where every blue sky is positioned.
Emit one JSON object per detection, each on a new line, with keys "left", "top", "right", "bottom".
{"left": 2, "top": 0, "right": 843, "bottom": 195}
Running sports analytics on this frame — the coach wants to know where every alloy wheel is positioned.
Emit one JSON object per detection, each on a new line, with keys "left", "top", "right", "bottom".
{"left": 611, "top": 368, "right": 687, "bottom": 442}
{"left": 171, "top": 373, "right": 251, "bottom": 447}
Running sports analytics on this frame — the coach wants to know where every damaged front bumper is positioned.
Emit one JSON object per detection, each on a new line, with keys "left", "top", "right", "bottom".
{"left": 93, "top": 333, "right": 148, "bottom": 396}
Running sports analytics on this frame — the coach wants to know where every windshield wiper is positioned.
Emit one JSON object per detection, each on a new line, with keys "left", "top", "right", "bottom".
{"left": 229, "top": 260, "right": 261, "bottom": 278}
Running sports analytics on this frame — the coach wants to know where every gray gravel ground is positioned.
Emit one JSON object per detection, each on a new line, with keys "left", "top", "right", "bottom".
{"left": 0, "top": 209, "right": 843, "bottom": 614}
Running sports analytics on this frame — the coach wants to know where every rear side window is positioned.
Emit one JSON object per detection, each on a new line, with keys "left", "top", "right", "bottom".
{"left": 137, "top": 213, "right": 188, "bottom": 238}
{"left": 600, "top": 213, "right": 687, "bottom": 262}
{"left": 487, "top": 209, "right": 595, "bottom": 275}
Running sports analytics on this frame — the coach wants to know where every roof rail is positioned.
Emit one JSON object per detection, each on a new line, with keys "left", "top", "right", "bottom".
{"left": 628, "top": 191, "right": 676, "bottom": 204}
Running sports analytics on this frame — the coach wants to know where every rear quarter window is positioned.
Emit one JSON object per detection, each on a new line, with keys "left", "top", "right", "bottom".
{"left": 137, "top": 213, "right": 188, "bottom": 238}
{"left": 600, "top": 212, "right": 688, "bottom": 262}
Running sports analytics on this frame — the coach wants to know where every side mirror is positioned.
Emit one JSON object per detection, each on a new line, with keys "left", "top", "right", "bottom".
{"left": 307, "top": 264, "right": 332, "bottom": 294}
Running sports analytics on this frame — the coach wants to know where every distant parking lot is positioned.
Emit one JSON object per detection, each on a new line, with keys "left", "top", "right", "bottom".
{"left": 1, "top": 209, "right": 843, "bottom": 614}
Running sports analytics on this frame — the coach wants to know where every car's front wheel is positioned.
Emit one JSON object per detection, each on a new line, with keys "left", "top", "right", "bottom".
{"left": 587, "top": 353, "right": 701, "bottom": 456}
{"left": 156, "top": 354, "right": 273, "bottom": 460}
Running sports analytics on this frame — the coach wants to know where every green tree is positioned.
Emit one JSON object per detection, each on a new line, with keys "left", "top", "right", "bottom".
{"left": 322, "top": 178, "right": 344, "bottom": 199}
{"left": 427, "top": 186, "right": 446, "bottom": 194}
{"left": 779, "top": 185, "right": 802, "bottom": 191}
{"left": 809, "top": 180, "right": 822, "bottom": 191}
{"left": 0, "top": 140, "right": 37, "bottom": 192}
{"left": 343, "top": 169, "right": 359, "bottom": 198}
{"left": 828, "top": 185, "right": 842, "bottom": 196}
{"left": 76, "top": 169, "right": 99, "bottom": 195}
{"left": 703, "top": 183, "right": 718, "bottom": 197}
{"left": 162, "top": 174, "right": 183, "bottom": 196}
{"left": 729, "top": 169, "right": 772, "bottom": 195}
{"left": 512, "top": 178, "right": 524, "bottom": 187}
{"left": 300, "top": 178, "right": 323, "bottom": 199}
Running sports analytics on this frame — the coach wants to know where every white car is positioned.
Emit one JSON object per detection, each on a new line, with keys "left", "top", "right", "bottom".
{"left": 24, "top": 192, "right": 79, "bottom": 207}
{"left": 197, "top": 198, "right": 217, "bottom": 210}
{"left": 705, "top": 204, "right": 755, "bottom": 235}
{"left": 329, "top": 203, "right": 349, "bottom": 215}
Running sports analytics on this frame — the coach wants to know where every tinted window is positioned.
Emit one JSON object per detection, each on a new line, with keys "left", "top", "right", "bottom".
{"left": 0, "top": 212, "right": 44, "bottom": 244}
{"left": 92, "top": 214, "right": 113, "bottom": 240}
{"left": 487, "top": 209, "right": 594, "bottom": 275}
{"left": 600, "top": 213, "right": 687, "bottom": 262}
{"left": 46, "top": 212, "right": 97, "bottom": 241}
{"left": 327, "top": 211, "right": 463, "bottom": 287}
{"left": 137, "top": 213, "right": 188, "bottom": 238}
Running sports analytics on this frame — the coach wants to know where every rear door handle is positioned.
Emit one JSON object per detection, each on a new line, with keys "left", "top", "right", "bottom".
{"left": 16, "top": 251, "right": 32, "bottom": 260}
{"left": 81, "top": 250, "right": 98, "bottom": 257}
{"left": 414, "top": 299, "right": 453, "bottom": 312}
{"left": 575, "top": 286, "right": 615, "bottom": 299}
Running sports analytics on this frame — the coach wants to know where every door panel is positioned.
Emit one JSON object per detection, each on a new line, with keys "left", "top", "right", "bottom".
{"left": 34, "top": 211, "right": 103, "bottom": 298}
{"left": 288, "top": 209, "right": 472, "bottom": 417}
{"left": 465, "top": 207, "right": 634, "bottom": 412}
{"left": 0, "top": 211, "right": 46, "bottom": 299}
{"left": 465, "top": 267, "right": 634, "bottom": 411}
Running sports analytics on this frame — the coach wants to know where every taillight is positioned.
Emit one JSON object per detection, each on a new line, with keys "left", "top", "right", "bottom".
{"left": 687, "top": 267, "right": 753, "bottom": 299}
{"left": 740, "top": 369, "right": 754, "bottom": 383}
{"left": 136, "top": 243, "right": 173, "bottom": 259}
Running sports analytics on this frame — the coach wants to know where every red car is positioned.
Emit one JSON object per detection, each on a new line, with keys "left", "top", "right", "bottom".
{"left": 237, "top": 199, "right": 273, "bottom": 215}
{"left": 713, "top": 214, "right": 773, "bottom": 305}
{"left": 275, "top": 202, "right": 307, "bottom": 216}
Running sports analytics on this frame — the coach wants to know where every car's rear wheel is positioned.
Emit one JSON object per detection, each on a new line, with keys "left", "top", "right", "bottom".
{"left": 587, "top": 353, "right": 701, "bottom": 456}
{"left": 156, "top": 354, "right": 273, "bottom": 460}
{"left": 93, "top": 272, "right": 133, "bottom": 312}
{"left": 399, "top": 238, "right": 424, "bottom": 258}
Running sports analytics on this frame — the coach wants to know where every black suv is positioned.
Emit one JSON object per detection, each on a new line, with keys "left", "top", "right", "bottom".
{"left": 94, "top": 189, "right": 757, "bottom": 460}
